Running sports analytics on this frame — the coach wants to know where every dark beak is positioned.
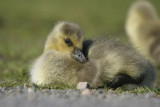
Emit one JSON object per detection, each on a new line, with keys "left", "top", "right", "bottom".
{"left": 71, "top": 49, "right": 87, "bottom": 63}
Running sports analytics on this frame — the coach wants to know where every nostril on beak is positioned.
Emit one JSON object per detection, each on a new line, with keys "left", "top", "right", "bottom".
{"left": 71, "top": 49, "right": 87, "bottom": 63}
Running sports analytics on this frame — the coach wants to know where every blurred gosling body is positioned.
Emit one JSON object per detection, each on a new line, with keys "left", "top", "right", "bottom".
{"left": 30, "top": 21, "right": 156, "bottom": 89}
{"left": 125, "top": 1, "right": 160, "bottom": 66}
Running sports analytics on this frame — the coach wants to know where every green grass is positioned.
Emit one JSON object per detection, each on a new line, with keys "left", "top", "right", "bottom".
{"left": 108, "top": 87, "right": 160, "bottom": 95}
{"left": 0, "top": 0, "right": 160, "bottom": 94}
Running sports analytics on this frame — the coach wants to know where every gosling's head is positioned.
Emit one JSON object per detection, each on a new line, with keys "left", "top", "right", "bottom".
{"left": 127, "top": 1, "right": 159, "bottom": 21}
{"left": 125, "top": 1, "right": 159, "bottom": 39}
{"left": 44, "top": 21, "right": 87, "bottom": 63}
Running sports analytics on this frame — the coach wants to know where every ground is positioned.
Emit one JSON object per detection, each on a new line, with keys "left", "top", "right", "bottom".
{"left": 0, "top": 0, "right": 160, "bottom": 105}
{"left": 0, "top": 87, "right": 160, "bottom": 107}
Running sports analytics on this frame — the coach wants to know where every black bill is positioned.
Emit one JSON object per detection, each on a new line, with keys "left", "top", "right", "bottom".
{"left": 71, "top": 49, "right": 87, "bottom": 63}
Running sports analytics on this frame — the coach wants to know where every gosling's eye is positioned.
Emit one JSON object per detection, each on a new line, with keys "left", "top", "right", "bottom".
{"left": 64, "top": 38, "right": 72, "bottom": 47}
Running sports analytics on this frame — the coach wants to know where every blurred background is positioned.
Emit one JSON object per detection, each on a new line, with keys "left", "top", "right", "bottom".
{"left": 0, "top": 0, "right": 160, "bottom": 86}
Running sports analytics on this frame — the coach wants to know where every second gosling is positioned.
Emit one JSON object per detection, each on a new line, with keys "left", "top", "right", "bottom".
{"left": 125, "top": 1, "right": 160, "bottom": 66}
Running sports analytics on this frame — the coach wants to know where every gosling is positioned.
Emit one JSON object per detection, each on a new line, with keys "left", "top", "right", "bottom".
{"left": 125, "top": 0, "right": 160, "bottom": 66}
{"left": 30, "top": 21, "right": 156, "bottom": 89}
{"left": 30, "top": 21, "right": 87, "bottom": 86}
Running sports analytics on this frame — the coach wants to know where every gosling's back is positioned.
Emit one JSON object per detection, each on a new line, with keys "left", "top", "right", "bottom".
{"left": 83, "top": 37, "right": 156, "bottom": 89}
